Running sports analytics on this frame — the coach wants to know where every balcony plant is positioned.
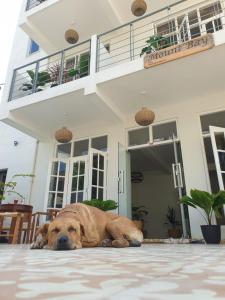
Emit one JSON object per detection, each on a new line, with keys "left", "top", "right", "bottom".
{"left": 0, "top": 174, "right": 34, "bottom": 204}
{"left": 22, "top": 70, "right": 51, "bottom": 92}
{"left": 83, "top": 199, "right": 118, "bottom": 211}
{"left": 140, "top": 35, "right": 172, "bottom": 56}
{"left": 180, "top": 189, "right": 225, "bottom": 244}
{"left": 165, "top": 206, "right": 182, "bottom": 239}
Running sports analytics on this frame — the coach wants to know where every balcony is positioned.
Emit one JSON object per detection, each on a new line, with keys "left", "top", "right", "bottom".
{"left": 97, "top": 0, "right": 225, "bottom": 71}
{"left": 9, "top": 40, "right": 91, "bottom": 101}
{"left": 2, "top": 0, "right": 225, "bottom": 139}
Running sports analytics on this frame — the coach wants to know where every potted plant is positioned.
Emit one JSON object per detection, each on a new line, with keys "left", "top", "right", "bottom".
{"left": 22, "top": 70, "right": 50, "bottom": 92}
{"left": 0, "top": 174, "right": 34, "bottom": 204}
{"left": 83, "top": 199, "right": 118, "bottom": 211}
{"left": 165, "top": 206, "right": 182, "bottom": 239}
{"left": 140, "top": 35, "right": 172, "bottom": 57}
{"left": 132, "top": 206, "right": 148, "bottom": 232}
{"left": 180, "top": 189, "right": 225, "bottom": 244}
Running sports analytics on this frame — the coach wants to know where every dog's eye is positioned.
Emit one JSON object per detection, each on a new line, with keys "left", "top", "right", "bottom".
{"left": 68, "top": 226, "right": 76, "bottom": 233}
{"left": 52, "top": 228, "right": 60, "bottom": 234}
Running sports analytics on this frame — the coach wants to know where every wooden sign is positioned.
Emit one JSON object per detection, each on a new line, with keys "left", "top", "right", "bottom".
{"left": 144, "top": 34, "right": 215, "bottom": 69}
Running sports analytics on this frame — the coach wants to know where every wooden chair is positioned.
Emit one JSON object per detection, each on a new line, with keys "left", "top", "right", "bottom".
{"left": 0, "top": 212, "right": 24, "bottom": 244}
{"left": 30, "top": 209, "right": 60, "bottom": 243}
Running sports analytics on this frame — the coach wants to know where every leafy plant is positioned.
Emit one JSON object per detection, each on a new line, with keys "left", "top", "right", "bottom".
{"left": 180, "top": 189, "right": 225, "bottom": 225}
{"left": 132, "top": 206, "right": 148, "bottom": 221}
{"left": 22, "top": 70, "right": 51, "bottom": 92}
{"left": 0, "top": 174, "right": 35, "bottom": 203}
{"left": 165, "top": 206, "right": 181, "bottom": 228}
{"left": 140, "top": 35, "right": 172, "bottom": 56}
{"left": 79, "top": 53, "right": 89, "bottom": 77}
{"left": 83, "top": 199, "right": 118, "bottom": 211}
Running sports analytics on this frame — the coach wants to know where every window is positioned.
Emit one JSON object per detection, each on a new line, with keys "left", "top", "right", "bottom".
{"left": 56, "top": 143, "right": 71, "bottom": 159}
{"left": 28, "top": 39, "right": 40, "bottom": 55}
{"left": 128, "top": 128, "right": 149, "bottom": 147}
{"left": 73, "top": 140, "right": 89, "bottom": 157}
{"left": 152, "top": 121, "right": 177, "bottom": 142}
{"left": 91, "top": 136, "right": 108, "bottom": 152}
{"left": 48, "top": 161, "right": 67, "bottom": 208}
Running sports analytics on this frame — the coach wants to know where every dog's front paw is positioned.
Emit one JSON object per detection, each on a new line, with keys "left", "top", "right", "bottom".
{"left": 30, "top": 241, "right": 44, "bottom": 249}
{"left": 101, "top": 239, "right": 112, "bottom": 247}
{"left": 30, "top": 234, "right": 46, "bottom": 249}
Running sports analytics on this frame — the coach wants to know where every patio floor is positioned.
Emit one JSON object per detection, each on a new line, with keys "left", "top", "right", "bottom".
{"left": 0, "top": 244, "right": 225, "bottom": 300}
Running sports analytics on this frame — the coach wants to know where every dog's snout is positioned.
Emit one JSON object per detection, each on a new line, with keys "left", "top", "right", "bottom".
{"left": 58, "top": 236, "right": 69, "bottom": 245}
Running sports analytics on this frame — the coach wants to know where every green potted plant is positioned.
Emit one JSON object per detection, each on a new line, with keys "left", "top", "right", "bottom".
{"left": 140, "top": 35, "right": 172, "bottom": 57}
{"left": 132, "top": 206, "right": 148, "bottom": 232}
{"left": 165, "top": 206, "right": 182, "bottom": 239}
{"left": 83, "top": 199, "right": 118, "bottom": 211}
{"left": 180, "top": 189, "right": 225, "bottom": 244}
{"left": 22, "top": 70, "right": 50, "bottom": 92}
{"left": 0, "top": 174, "right": 35, "bottom": 204}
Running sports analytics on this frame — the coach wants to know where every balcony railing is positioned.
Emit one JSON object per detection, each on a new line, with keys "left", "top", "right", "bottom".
{"left": 9, "top": 40, "right": 91, "bottom": 101}
{"left": 96, "top": 0, "right": 225, "bottom": 71}
{"left": 26, "top": 0, "right": 48, "bottom": 11}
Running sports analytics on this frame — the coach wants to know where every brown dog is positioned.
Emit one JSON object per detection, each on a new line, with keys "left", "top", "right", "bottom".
{"left": 31, "top": 203, "right": 143, "bottom": 250}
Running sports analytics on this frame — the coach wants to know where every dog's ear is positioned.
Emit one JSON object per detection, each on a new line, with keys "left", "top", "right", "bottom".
{"left": 40, "top": 223, "right": 49, "bottom": 237}
{"left": 80, "top": 223, "right": 85, "bottom": 237}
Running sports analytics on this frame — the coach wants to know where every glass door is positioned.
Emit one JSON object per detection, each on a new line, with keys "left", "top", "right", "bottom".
{"left": 67, "top": 157, "right": 88, "bottom": 204}
{"left": 118, "top": 143, "right": 131, "bottom": 218}
{"left": 210, "top": 126, "right": 225, "bottom": 190}
{"left": 48, "top": 160, "right": 69, "bottom": 209}
{"left": 172, "top": 137, "right": 190, "bottom": 238}
{"left": 88, "top": 148, "right": 107, "bottom": 200}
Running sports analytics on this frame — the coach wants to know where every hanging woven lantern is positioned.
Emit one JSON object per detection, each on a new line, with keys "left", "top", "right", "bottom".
{"left": 135, "top": 107, "right": 155, "bottom": 126}
{"left": 65, "top": 29, "right": 79, "bottom": 44}
{"left": 131, "top": 0, "right": 147, "bottom": 17}
{"left": 55, "top": 127, "right": 73, "bottom": 143}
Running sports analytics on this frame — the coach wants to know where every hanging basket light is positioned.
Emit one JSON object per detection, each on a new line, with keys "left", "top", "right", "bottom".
{"left": 135, "top": 107, "right": 155, "bottom": 126}
{"left": 55, "top": 127, "right": 73, "bottom": 143}
{"left": 65, "top": 29, "right": 79, "bottom": 44}
{"left": 131, "top": 0, "right": 147, "bottom": 17}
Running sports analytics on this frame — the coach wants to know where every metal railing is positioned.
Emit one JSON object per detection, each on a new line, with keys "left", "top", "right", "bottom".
{"left": 26, "top": 0, "right": 48, "bottom": 11}
{"left": 96, "top": 0, "right": 225, "bottom": 71}
{"left": 9, "top": 40, "right": 91, "bottom": 101}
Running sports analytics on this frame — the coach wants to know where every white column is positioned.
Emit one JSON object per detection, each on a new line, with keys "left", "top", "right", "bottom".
{"left": 178, "top": 111, "right": 209, "bottom": 239}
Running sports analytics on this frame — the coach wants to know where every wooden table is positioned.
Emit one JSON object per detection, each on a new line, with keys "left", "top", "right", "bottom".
{"left": 0, "top": 204, "right": 33, "bottom": 244}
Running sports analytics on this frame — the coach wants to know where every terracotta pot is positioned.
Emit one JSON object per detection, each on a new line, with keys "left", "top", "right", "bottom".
{"left": 168, "top": 228, "right": 182, "bottom": 239}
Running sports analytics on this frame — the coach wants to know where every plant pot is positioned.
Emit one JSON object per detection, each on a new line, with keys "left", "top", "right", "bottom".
{"left": 201, "top": 225, "right": 221, "bottom": 244}
{"left": 133, "top": 220, "right": 144, "bottom": 231}
{"left": 168, "top": 228, "right": 182, "bottom": 239}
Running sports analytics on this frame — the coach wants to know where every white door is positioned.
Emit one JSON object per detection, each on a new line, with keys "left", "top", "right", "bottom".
{"left": 210, "top": 126, "right": 225, "bottom": 190}
{"left": 88, "top": 148, "right": 107, "bottom": 200}
{"left": 67, "top": 157, "right": 88, "bottom": 204}
{"left": 47, "top": 159, "right": 69, "bottom": 209}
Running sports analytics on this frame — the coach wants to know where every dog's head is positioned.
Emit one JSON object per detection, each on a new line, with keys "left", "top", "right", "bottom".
{"left": 46, "top": 217, "right": 84, "bottom": 250}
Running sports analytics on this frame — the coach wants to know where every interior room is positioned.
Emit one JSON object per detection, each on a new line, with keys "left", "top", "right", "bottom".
{"left": 130, "top": 143, "right": 183, "bottom": 239}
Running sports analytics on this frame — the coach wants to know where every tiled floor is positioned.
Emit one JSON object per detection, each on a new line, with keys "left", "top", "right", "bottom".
{"left": 0, "top": 244, "right": 225, "bottom": 300}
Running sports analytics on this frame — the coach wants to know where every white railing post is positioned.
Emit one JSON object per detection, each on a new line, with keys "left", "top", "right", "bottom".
{"left": 90, "top": 35, "right": 98, "bottom": 76}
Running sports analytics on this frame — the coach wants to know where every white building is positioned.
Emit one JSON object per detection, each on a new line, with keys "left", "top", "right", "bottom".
{"left": 1, "top": 0, "right": 225, "bottom": 239}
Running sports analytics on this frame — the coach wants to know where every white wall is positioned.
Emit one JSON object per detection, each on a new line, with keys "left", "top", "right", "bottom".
{"left": 0, "top": 122, "right": 36, "bottom": 203}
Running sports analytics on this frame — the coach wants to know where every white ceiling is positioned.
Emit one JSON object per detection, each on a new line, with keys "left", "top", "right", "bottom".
{"left": 23, "top": 0, "right": 182, "bottom": 52}
{"left": 10, "top": 88, "right": 121, "bottom": 139}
